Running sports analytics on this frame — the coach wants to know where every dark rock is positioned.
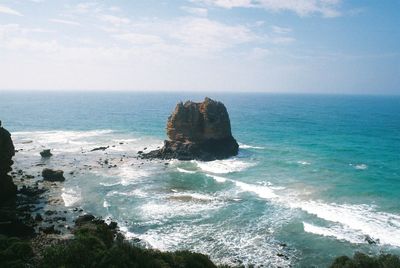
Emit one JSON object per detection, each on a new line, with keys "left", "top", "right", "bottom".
{"left": 91, "top": 146, "right": 109, "bottom": 152}
{"left": 40, "top": 149, "right": 53, "bottom": 158}
{"left": 365, "top": 235, "right": 378, "bottom": 245}
{"left": 42, "top": 168, "right": 65, "bottom": 182}
{"left": 35, "top": 213, "right": 43, "bottom": 221}
{"left": 44, "top": 210, "right": 57, "bottom": 216}
{"left": 75, "top": 214, "right": 95, "bottom": 226}
{"left": 109, "top": 221, "right": 118, "bottom": 229}
{"left": 142, "top": 97, "right": 238, "bottom": 161}
{"left": 0, "top": 122, "right": 17, "bottom": 205}
{"left": 19, "top": 186, "right": 47, "bottom": 197}
{"left": 137, "top": 151, "right": 143, "bottom": 154}
{"left": 40, "top": 225, "right": 60, "bottom": 234}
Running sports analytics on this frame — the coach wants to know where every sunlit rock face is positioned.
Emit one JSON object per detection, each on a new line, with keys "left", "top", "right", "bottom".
{"left": 143, "top": 97, "right": 239, "bottom": 161}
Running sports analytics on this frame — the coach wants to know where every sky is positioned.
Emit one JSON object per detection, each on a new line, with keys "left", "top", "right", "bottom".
{"left": 0, "top": 0, "right": 399, "bottom": 94}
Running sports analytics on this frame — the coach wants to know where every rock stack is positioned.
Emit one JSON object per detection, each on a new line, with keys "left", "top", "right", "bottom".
{"left": 143, "top": 97, "right": 239, "bottom": 161}
{"left": 0, "top": 121, "right": 17, "bottom": 205}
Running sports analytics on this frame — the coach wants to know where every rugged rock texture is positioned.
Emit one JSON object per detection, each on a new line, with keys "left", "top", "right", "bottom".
{"left": 143, "top": 97, "right": 238, "bottom": 161}
{"left": 42, "top": 168, "right": 65, "bottom": 182}
{"left": 0, "top": 123, "right": 17, "bottom": 205}
{"left": 40, "top": 149, "right": 52, "bottom": 158}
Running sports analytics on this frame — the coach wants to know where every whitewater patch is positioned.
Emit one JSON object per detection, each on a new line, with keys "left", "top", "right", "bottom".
{"left": 235, "top": 181, "right": 279, "bottom": 200}
{"left": 239, "top": 143, "right": 265, "bottom": 150}
{"left": 169, "top": 192, "right": 215, "bottom": 202}
{"left": 205, "top": 174, "right": 227, "bottom": 183}
{"left": 137, "top": 218, "right": 292, "bottom": 267}
{"left": 139, "top": 198, "right": 223, "bottom": 222}
{"left": 303, "top": 222, "right": 366, "bottom": 244}
{"left": 214, "top": 176, "right": 400, "bottom": 248}
{"left": 177, "top": 167, "right": 196, "bottom": 174}
{"left": 355, "top": 164, "right": 368, "bottom": 170}
{"left": 297, "top": 161, "right": 311, "bottom": 165}
{"left": 61, "top": 187, "right": 81, "bottom": 207}
{"left": 194, "top": 158, "right": 255, "bottom": 174}
{"left": 13, "top": 130, "right": 114, "bottom": 147}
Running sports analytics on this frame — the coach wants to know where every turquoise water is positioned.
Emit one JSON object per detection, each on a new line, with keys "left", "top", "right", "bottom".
{"left": 1, "top": 92, "right": 400, "bottom": 267}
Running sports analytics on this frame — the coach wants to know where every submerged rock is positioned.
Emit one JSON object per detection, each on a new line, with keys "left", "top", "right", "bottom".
{"left": 91, "top": 146, "right": 109, "bottom": 152}
{"left": 40, "top": 149, "right": 53, "bottom": 158}
{"left": 143, "top": 97, "right": 238, "bottom": 161}
{"left": 42, "top": 168, "right": 65, "bottom": 182}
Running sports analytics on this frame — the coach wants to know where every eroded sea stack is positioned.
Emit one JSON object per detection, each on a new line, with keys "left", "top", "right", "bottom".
{"left": 0, "top": 122, "right": 17, "bottom": 205}
{"left": 143, "top": 97, "right": 239, "bottom": 161}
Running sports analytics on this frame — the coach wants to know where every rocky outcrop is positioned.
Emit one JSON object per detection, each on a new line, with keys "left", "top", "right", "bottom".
{"left": 40, "top": 149, "right": 52, "bottom": 158}
{"left": 0, "top": 122, "right": 17, "bottom": 205}
{"left": 143, "top": 97, "right": 238, "bottom": 161}
{"left": 42, "top": 168, "right": 65, "bottom": 182}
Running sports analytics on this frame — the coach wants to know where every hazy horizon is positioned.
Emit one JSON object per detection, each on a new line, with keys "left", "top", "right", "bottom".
{"left": 0, "top": 0, "right": 399, "bottom": 94}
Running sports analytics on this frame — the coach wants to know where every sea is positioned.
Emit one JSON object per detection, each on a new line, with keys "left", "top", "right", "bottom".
{"left": 1, "top": 91, "right": 399, "bottom": 267}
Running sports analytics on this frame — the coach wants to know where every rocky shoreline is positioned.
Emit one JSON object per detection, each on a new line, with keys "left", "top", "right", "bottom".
{"left": 1, "top": 121, "right": 400, "bottom": 267}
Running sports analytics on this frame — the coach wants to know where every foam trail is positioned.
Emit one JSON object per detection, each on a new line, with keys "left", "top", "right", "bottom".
{"left": 205, "top": 174, "right": 227, "bottom": 183}
{"left": 195, "top": 159, "right": 255, "bottom": 174}
{"left": 234, "top": 181, "right": 278, "bottom": 199}
{"left": 291, "top": 201, "right": 400, "bottom": 247}
{"left": 239, "top": 143, "right": 265, "bottom": 149}
{"left": 177, "top": 168, "right": 196, "bottom": 174}
{"left": 303, "top": 222, "right": 365, "bottom": 244}
{"left": 220, "top": 177, "right": 400, "bottom": 248}
{"left": 171, "top": 192, "right": 215, "bottom": 201}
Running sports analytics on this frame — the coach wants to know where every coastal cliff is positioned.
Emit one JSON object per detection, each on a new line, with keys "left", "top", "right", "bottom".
{"left": 143, "top": 97, "right": 239, "bottom": 161}
{"left": 0, "top": 122, "right": 17, "bottom": 205}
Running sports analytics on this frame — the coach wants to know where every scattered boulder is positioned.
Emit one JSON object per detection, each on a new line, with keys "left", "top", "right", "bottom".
{"left": 42, "top": 169, "right": 65, "bottom": 182}
{"left": 143, "top": 97, "right": 239, "bottom": 161}
{"left": 365, "top": 235, "right": 379, "bottom": 245}
{"left": 40, "top": 149, "right": 53, "bottom": 158}
{"left": 91, "top": 146, "right": 109, "bottom": 152}
{"left": 39, "top": 225, "right": 60, "bottom": 235}
{"left": 74, "top": 214, "right": 95, "bottom": 226}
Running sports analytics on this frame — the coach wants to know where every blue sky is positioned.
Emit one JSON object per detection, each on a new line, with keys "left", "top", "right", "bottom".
{"left": 0, "top": 0, "right": 399, "bottom": 94}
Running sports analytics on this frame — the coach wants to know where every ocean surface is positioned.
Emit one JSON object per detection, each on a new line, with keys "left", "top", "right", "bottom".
{"left": 1, "top": 91, "right": 400, "bottom": 267}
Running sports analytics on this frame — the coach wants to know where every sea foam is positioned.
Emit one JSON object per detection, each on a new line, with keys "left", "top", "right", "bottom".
{"left": 238, "top": 143, "right": 265, "bottom": 150}
{"left": 194, "top": 158, "right": 255, "bottom": 174}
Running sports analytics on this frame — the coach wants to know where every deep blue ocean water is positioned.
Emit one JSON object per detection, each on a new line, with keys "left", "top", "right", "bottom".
{"left": 1, "top": 91, "right": 399, "bottom": 267}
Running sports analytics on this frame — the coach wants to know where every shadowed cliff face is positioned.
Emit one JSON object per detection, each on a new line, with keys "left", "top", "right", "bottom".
{"left": 0, "top": 123, "right": 16, "bottom": 205}
{"left": 144, "top": 98, "right": 239, "bottom": 161}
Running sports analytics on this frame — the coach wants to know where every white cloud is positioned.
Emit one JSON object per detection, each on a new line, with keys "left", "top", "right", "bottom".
{"left": 170, "top": 17, "right": 259, "bottom": 53}
{"left": 74, "top": 2, "right": 101, "bottom": 14}
{"left": 271, "top": 36, "right": 295, "bottom": 44}
{"left": 49, "top": 19, "right": 81, "bottom": 26}
{"left": 181, "top": 6, "right": 209, "bottom": 16}
{"left": 271, "top": 25, "right": 292, "bottom": 34}
{"left": 192, "top": 0, "right": 253, "bottom": 9}
{"left": 247, "top": 47, "right": 270, "bottom": 60}
{"left": 98, "top": 14, "right": 131, "bottom": 26}
{"left": 0, "top": 4, "right": 22, "bottom": 16}
{"left": 114, "top": 33, "right": 164, "bottom": 45}
{"left": 193, "top": 0, "right": 342, "bottom": 17}
{"left": 109, "top": 6, "right": 122, "bottom": 12}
